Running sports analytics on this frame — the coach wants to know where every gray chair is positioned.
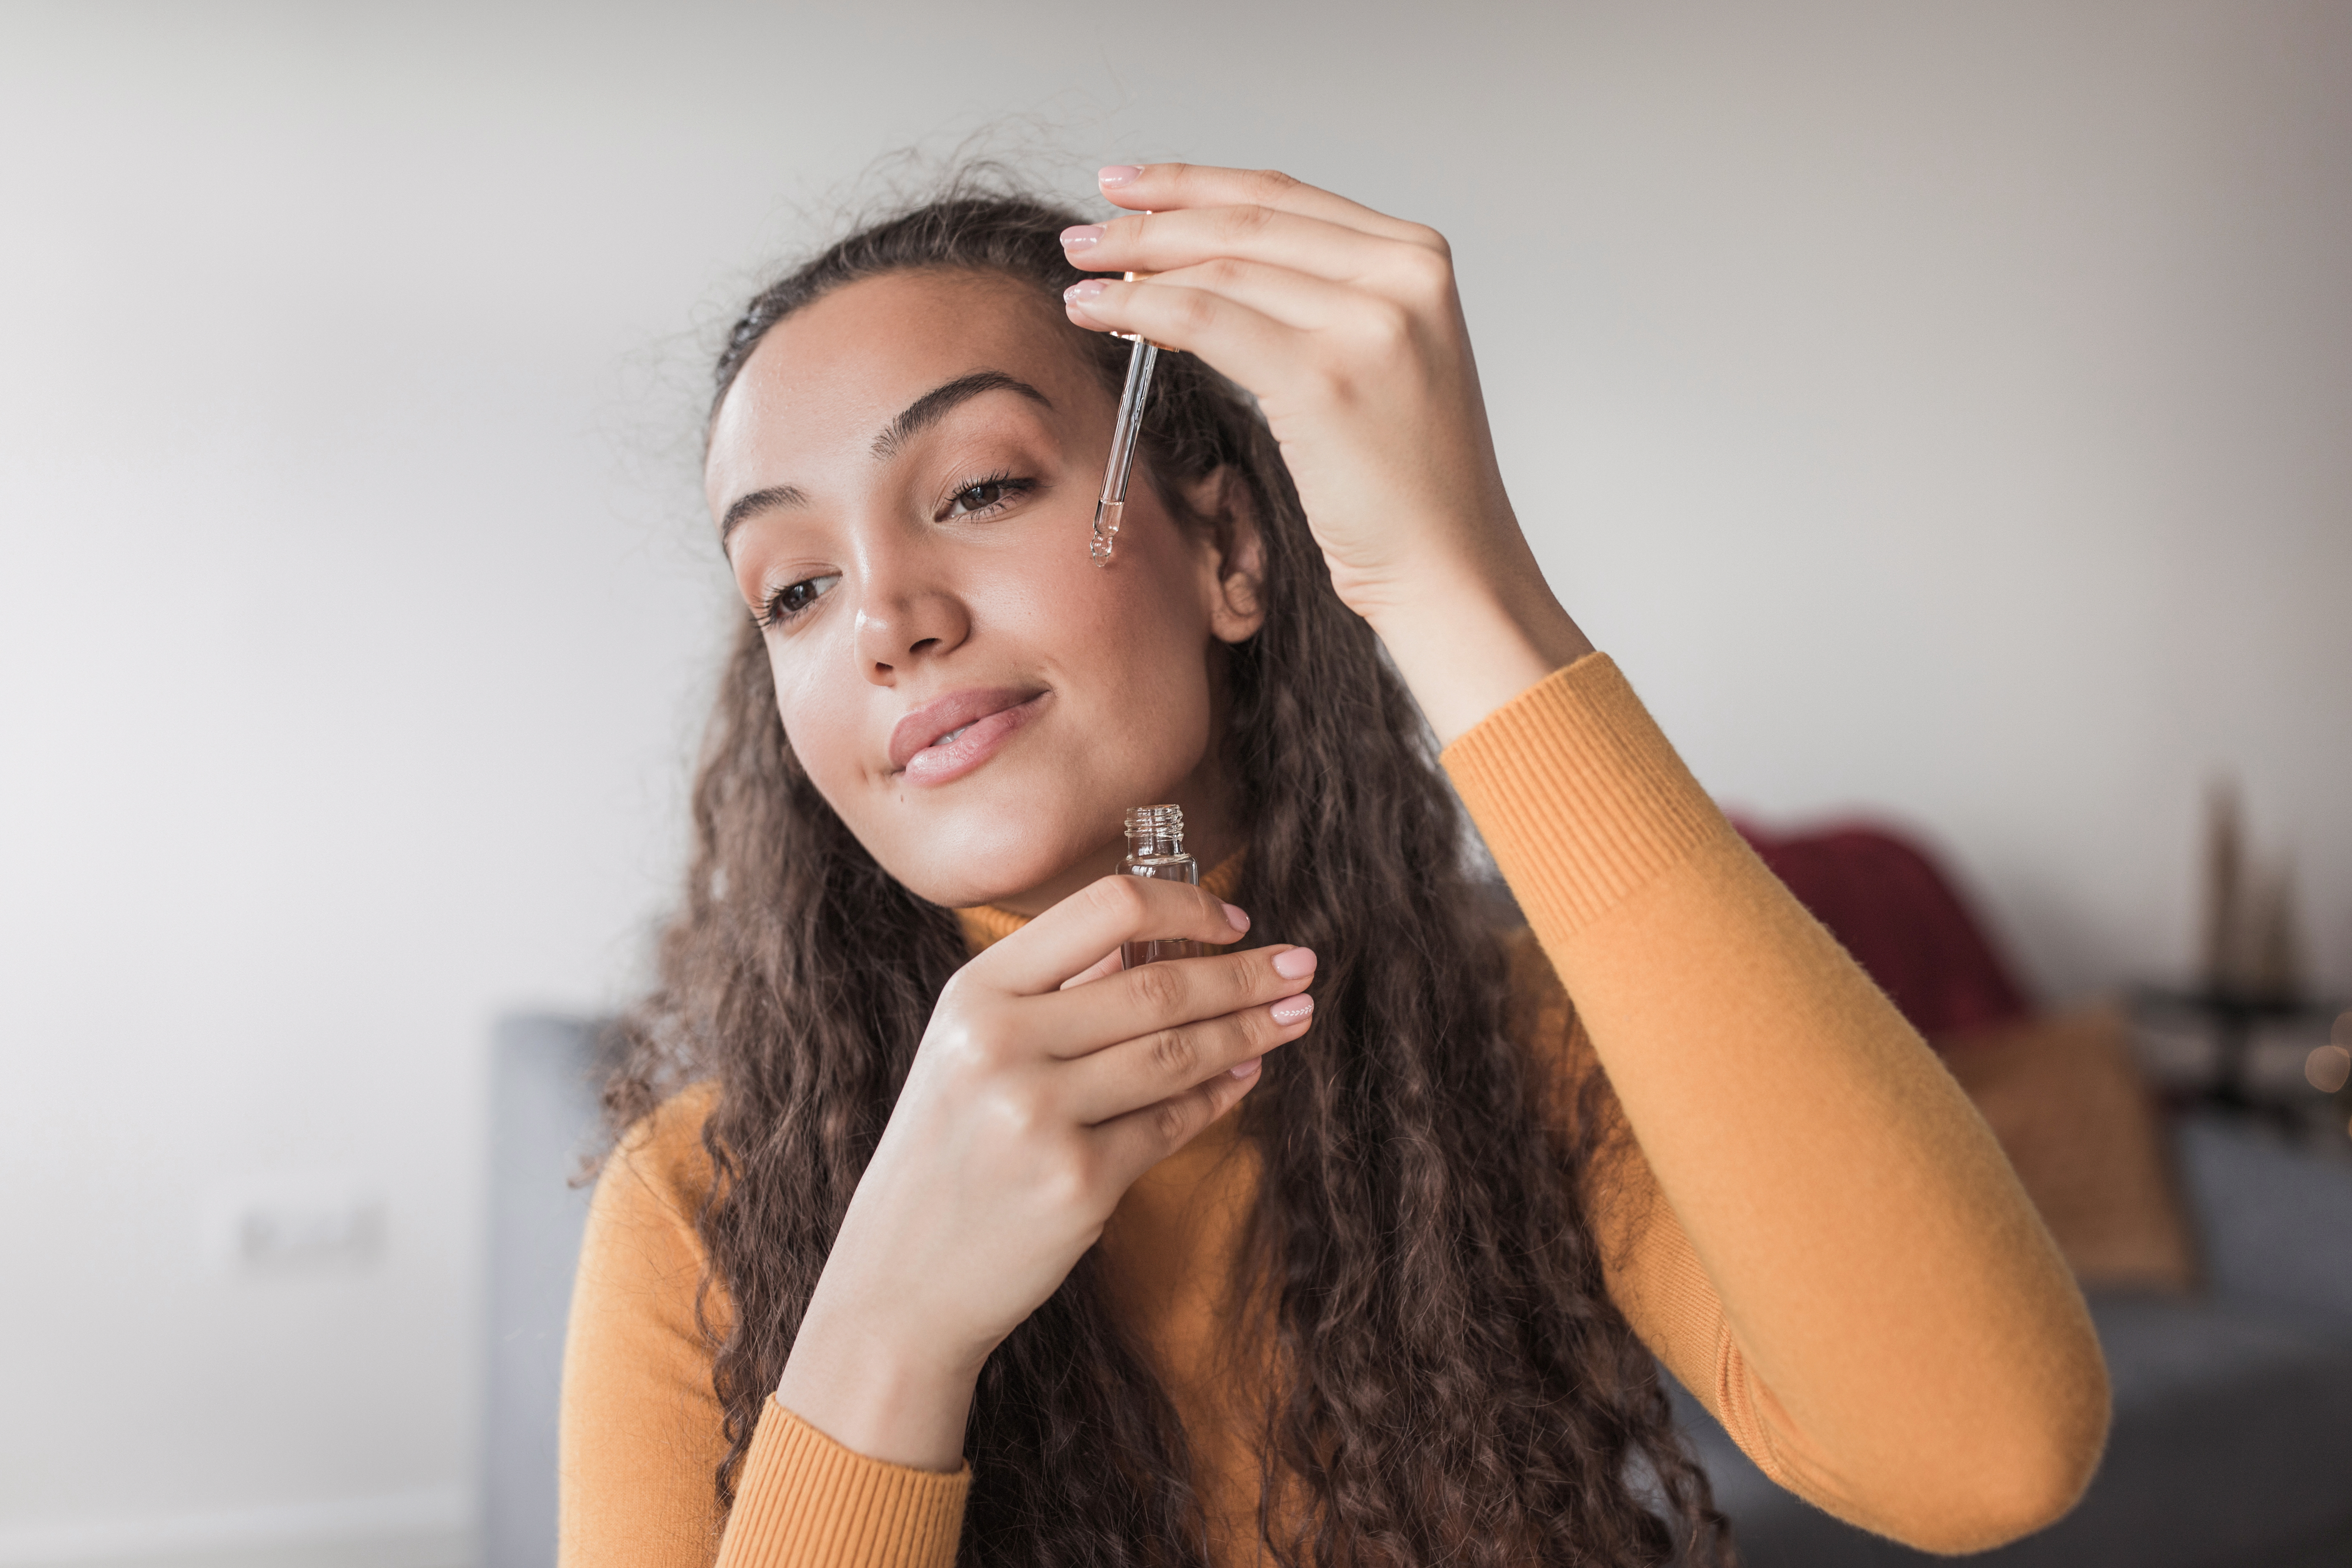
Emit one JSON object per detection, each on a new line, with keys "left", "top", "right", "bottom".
{"left": 484, "top": 1015, "right": 612, "bottom": 1568}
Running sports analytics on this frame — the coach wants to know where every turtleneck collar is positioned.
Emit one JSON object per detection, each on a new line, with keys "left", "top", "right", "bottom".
{"left": 954, "top": 853, "right": 1246, "bottom": 956}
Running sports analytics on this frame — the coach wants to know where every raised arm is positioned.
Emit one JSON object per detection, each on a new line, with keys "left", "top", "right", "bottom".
{"left": 1066, "top": 162, "right": 2109, "bottom": 1551}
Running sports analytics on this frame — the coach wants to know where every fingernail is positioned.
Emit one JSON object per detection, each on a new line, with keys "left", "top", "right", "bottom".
{"left": 1271, "top": 995, "right": 1314, "bottom": 1026}
{"left": 1230, "top": 1056, "right": 1262, "bottom": 1079}
{"left": 1098, "top": 165, "right": 1142, "bottom": 188}
{"left": 1060, "top": 224, "right": 1104, "bottom": 250}
{"left": 1064, "top": 278, "right": 1108, "bottom": 303}
{"left": 1222, "top": 902, "right": 1251, "bottom": 933}
{"left": 1271, "top": 947, "right": 1318, "bottom": 980}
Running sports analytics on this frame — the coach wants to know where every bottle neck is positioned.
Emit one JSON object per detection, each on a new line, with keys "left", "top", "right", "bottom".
{"left": 1125, "top": 827, "right": 1188, "bottom": 861}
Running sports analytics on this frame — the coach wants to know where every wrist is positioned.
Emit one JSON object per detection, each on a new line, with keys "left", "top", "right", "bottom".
{"left": 1355, "top": 551, "right": 1593, "bottom": 747}
{"left": 778, "top": 1291, "right": 984, "bottom": 1473}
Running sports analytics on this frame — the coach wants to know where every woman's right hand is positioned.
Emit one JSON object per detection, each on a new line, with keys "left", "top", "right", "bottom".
{"left": 773, "top": 874, "right": 1318, "bottom": 1471}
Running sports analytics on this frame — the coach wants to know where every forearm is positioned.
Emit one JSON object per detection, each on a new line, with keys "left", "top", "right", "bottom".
{"left": 1577, "top": 838, "right": 2103, "bottom": 1533}
{"left": 1446, "top": 659, "right": 2107, "bottom": 1547}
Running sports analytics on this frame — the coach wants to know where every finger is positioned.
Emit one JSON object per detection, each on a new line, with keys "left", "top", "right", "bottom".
{"left": 1064, "top": 205, "right": 1416, "bottom": 292}
{"left": 1064, "top": 277, "right": 1303, "bottom": 392}
{"left": 1057, "top": 949, "right": 1125, "bottom": 991}
{"left": 1097, "top": 163, "right": 1435, "bottom": 248}
{"left": 1088, "top": 1052, "right": 1266, "bottom": 1187}
{"left": 1038, "top": 943, "right": 1318, "bottom": 1060}
{"left": 978, "top": 874, "right": 1250, "bottom": 996}
{"left": 1061, "top": 992, "right": 1314, "bottom": 1124}
{"left": 1106, "top": 256, "right": 1363, "bottom": 335}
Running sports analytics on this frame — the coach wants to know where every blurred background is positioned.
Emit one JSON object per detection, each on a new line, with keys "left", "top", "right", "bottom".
{"left": 3, "top": 2, "right": 2347, "bottom": 1565}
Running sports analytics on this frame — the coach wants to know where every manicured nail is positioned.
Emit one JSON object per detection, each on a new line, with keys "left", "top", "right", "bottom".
{"left": 1222, "top": 902, "right": 1251, "bottom": 933}
{"left": 1064, "top": 278, "right": 1108, "bottom": 303}
{"left": 1271, "top": 995, "right": 1314, "bottom": 1026}
{"left": 1098, "top": 165, "right": 1142, "bottom": 188}
{"left": 1271, "top": 947, "right": 1317, "bottom": 980}
{"left": 1230, "top": 1056, "right": 1262, "bottom": 1079}
{"left": 1060, "top": 224, "right": 1104, "bottom": 251}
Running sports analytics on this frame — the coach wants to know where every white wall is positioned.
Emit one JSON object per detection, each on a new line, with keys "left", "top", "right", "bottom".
{"left": 2, "top": 1, "right": 2345, "bottom": 1560}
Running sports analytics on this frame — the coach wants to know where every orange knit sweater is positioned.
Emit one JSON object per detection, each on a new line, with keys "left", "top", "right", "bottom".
{"left": 559, "top": 654, "right": 2109, "bottom": 1566}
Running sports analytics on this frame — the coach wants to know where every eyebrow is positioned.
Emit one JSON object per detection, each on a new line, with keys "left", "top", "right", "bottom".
{"left": 870, "top": 370, "right": 1054, "bottom": 461}
{"left": 719, "top": 483, "right": 808, "bottom": 543}
{"left": 718, "top": 369, "right": 1056, "bottom": 547}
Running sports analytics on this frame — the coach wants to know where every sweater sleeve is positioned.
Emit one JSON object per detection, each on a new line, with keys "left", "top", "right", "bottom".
{"left": 559, "top": 1087, "right": 970, "bottom": 1568}
{"left": 1447, "top": 655, "right": 2109, "bottom": 1553}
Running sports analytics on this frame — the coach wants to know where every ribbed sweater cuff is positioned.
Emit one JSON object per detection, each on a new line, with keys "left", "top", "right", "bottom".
{"left": 717, "top": 1398, "right": 969, "bottom": 1568}
{"left": 1441, "top": 654, "right": 1727, "bottom": 939}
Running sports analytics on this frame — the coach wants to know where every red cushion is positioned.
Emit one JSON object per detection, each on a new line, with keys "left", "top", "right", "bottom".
{"left": 1732, "top": 818, "right": 2030, "bottom": 1040}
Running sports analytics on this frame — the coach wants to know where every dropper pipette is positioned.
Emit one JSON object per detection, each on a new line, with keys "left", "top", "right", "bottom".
{"left": 1090, "top": 330, "right": 1159, "bottom": 564}
{"left": 1089, "top": 227, "right": 1164, "bottom": 565}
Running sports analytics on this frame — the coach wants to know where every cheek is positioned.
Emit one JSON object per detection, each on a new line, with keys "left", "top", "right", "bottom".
{"left": 766, "top": 629, "right": 868, "bottom": 798}
{"left": 1008, "top": 531, "right": 1220, "bottom": 756}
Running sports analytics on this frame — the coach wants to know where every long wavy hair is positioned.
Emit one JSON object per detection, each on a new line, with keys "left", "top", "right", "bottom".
{"left": 606, "top": 172, "right": 1729, "bottom": 1567}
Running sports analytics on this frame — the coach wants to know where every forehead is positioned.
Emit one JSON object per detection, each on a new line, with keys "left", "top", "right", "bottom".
{"left": 706, "top": 269, "right": 1093, "bottom": 494}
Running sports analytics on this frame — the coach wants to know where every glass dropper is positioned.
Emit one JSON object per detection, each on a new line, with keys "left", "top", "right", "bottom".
{"left": 1089, "top": 221, "right": 1165, "bottom": 566}
{"left": 1090, "top": 332, "right": 1159, "bottom": 564}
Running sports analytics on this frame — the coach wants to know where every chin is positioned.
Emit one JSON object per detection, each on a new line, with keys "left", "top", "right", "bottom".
{"left": 865, "top": 790, "right": 1116, "bottom": 912}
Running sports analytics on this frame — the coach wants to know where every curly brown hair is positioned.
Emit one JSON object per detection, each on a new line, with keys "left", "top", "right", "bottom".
{"left": 605, "top": 170, "right": 1731, "bottom": 1568}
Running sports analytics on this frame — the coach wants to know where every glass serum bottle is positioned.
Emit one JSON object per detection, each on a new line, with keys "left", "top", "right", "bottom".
{"left": 1120, "top": 804, "right": 1202, "bottom": 970}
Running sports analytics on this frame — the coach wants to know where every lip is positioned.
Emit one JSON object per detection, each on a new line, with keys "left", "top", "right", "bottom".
{"left": 889, "top": 686, "right": 1049, "bottom": 785}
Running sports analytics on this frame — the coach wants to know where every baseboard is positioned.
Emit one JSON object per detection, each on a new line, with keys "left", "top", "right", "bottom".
{"left": 0, "top": 1488, "right": 472, "bottom": 1568}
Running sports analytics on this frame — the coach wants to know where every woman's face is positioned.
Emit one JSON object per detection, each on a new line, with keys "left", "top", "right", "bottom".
{"left": 707, "top": 269, "right": 1261, "bottom": 913}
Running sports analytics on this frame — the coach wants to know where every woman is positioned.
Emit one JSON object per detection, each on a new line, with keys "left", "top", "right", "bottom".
{"left": 562, "top": 163, "right": 2108, "bottom": 1568}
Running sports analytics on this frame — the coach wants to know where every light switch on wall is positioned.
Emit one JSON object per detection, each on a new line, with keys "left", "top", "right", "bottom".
{"left": 199, "top": 1173, "right": 386, "bottom": 1275}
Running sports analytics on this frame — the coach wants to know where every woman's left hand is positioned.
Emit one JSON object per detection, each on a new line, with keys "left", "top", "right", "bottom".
{"left": 1060, "top": 162, "right": 1592, "bottom": 741}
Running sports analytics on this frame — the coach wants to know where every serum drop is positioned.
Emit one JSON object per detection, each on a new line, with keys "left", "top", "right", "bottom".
{"left": 1120, "top": 804, "right": 1201, "bottom": 970}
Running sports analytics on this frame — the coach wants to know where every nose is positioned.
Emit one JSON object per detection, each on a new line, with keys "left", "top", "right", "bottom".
{"left": 851, "top": 548, "right": 971, "bottom": 684}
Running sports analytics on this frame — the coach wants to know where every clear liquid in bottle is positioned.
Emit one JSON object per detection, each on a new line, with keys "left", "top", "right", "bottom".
{"left": 1119, "top": 803, "right": 1201, "bottom": 969}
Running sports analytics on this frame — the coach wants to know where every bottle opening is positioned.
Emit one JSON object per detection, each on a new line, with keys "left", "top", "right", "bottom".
{"left": 1124, "top": 803, "right": 1186, "bottom": 859}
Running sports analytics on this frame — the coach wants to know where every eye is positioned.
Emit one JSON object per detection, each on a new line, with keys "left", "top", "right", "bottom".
{"left": 942, "top": 473, "right": 1035, "bottom": 519}
{"left": 949, "top": 481, "right": 1008, "bottom": 514}
{"left": 757, "top": 573, "right": 840, "bottom": 628}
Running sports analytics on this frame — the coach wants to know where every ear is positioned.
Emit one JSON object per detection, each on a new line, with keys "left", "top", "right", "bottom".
{"left": 1181, "top": 467, "right": 1267, "bottom": 645}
